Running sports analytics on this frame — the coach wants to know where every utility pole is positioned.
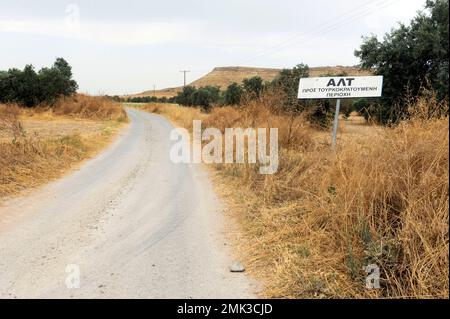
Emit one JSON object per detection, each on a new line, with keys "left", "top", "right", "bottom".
{"left": 153, "top": 85, "right": 156, "bottom": 97}
{"left": 180, "top": 70, "right": 190, "bottom": 87}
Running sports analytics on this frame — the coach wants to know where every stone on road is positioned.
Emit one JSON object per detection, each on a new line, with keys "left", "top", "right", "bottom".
{"left": 0, "top": 108, "right": 255, "bottom": 298}
{"left": 229, "top": 261, "right": 246, "bottom": 273}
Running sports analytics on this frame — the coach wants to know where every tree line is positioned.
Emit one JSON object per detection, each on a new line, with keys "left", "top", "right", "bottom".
{"left": 111, "top": 95, "right": 178, "bottom": 104}
{"left": 174, "top": 76, "right": 267, "bottom": 111}
{"left": 174, "top": 0, "right": 448, "bottom": 125}
{"left": 0, "top": 58, "right": 78, "bottom": 107}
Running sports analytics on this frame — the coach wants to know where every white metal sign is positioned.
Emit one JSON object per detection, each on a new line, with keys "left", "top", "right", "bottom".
{"left": 298, "top": 76, "right": 383, "bottom": 99}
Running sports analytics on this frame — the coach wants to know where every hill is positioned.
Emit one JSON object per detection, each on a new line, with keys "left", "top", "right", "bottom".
{"left": 128, "top": 66, "right": 371, "bottom": 98}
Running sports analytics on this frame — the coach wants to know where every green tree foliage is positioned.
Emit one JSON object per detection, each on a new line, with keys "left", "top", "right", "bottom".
{"left": 340, "top": 99, "right": 356, "bottom": 119}
{"left": 0, "top": 66, "right": 40, "bottom": 107}
{"left": 201, "top": 86, "right": 221, "bottom": 104}
{"left": 40, "top": 58, "right": 78, "bottom": 101}
{"left": 271, "top": 63, "right": 337, "bottom": 128}
{"left": 352, "top": 98, "right": 371, "bottom": 120}
{"left": 224, "top": 82, "right": 243, "bottom": 105}
{"left": 355, "top": 0, "right": 449, "bottom": 123}
{"left": 272, "top": 63, "right": 310, "bottom": 111}
{"left": 175, "top": 86, "right": 197, "bottom": 106}
{"left": 306, "top": 100, "right": 335, "bottom": 129}
{"left": 242, "top": 76, "right": 264, "bottom": 98}
{"left": 192, "top": 87, "right": 216, "bottom": 112}
{"left": 175, "top": 85, "right": 221, "bottom": 111}
{"left": 0, "top": 58, "right": 78, "bottom": 107}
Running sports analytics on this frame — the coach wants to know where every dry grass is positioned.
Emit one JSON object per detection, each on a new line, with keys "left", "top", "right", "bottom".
{"left": 0, "top": 96, "right": 127, "bottom": 199}
{"left": 142, "top": 93, "right": 449, "bottom": 299}
{"left": 41, "top": 94, "right": 127, "bottom": 122}
{"left": 134, "top": 103, "right": 207, "bottom": 130}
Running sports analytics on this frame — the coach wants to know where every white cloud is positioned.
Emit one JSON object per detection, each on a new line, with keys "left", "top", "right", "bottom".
{"left": 0, "top": 16, "right": 302, "bottom": 53}
{"left": 0, "top": 18, "right": 200, "bottom": 45}
{"left": 0, "top": 0, "right": 428, "bottom": 94}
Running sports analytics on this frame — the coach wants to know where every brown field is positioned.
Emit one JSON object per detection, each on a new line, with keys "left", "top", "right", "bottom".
{"left": 128, "top": 65, "right": 371, "bottom": 98}
{"left": 0, "top": 96, "right": 127, "bottom": 199}
{"left": 139, "top": 93, "right": 449, "bottom": 299}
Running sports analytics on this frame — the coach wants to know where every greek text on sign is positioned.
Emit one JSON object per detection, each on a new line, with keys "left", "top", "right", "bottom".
{"left": 298, "top": 76, "right": 383, "bottom": 99}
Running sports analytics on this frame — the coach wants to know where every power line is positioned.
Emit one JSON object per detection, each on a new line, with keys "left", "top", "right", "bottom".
{"left": 239, "top": 0, "right": 395, "bottom": 64}
{"left": 240, "top": 0, "right": 378, "bottom": 61}
{"left": 179, "top": 0, "right": 397, "bottom": 76}
{"left": 237, "top": 0, "right": 399, "bottom": 65}
{"left": 181, "top": 1, "right": 385, "bottom": 75}
{"left": 174, "top": 1, "right": 401, "bottom": 85}
{"left": 238, "top": 0, "right": 392, "bottom": 64}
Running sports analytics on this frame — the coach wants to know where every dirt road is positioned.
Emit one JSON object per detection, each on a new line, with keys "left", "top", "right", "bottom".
{"left": 0, "top": 108, "right": 255, "bottom": 298}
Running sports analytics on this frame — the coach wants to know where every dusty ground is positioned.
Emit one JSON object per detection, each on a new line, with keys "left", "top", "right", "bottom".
{"left": 311, "top": 114, "right": 382, "bottom": 146}
{"left": 0, "top": 116, "right": 108, "bottom": 142}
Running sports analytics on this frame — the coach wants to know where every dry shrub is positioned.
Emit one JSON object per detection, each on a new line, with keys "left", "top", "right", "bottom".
{"left": 202, "top": 106, "right": 243, "bottom": 132}
{"left": 406, "top": 90, "right": 449, "bottom": 120}
{"left": 0, "top": 104, "right": 25, "bottom": 140}
{"left": 204, "top": 90, "right": 315, "bottom": 152}
{"left": 0, "top": 134, "right": 90, "bottom": 197}
{"left": 289, "top": 116, "right": 449, "bottom": 298}
{"left": 205, "top": 92, "right": 449, "bottom": 298}
{"left": 51, "top": 94, "right": 127, "bottom": 121}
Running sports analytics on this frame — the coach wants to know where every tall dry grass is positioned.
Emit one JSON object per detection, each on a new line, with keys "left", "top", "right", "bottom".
{"left": 142, "top": 93, "right": 449, "bottom": 298}
{"left": 0, "top": 131, "right": 91, "bottom": 197}
{"left": 0, "top": 104, "right": 25, "bottom": 140}
{"left": 216, "top": 95, "right": 448, "bottom": 298}
{"left": 0, "top": 95, "right": 127, "bottom": 199}
{"left": 45, "top": 94, "right": 127, "bottom": 121}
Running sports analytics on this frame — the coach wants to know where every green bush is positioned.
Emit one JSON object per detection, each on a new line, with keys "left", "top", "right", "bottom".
{"left": 175, "top": 85, "right": 220, "bottom": 111}
{"left": 243, "top": 76, "right": 264, "bottom": 99}
{"left": 306, "top": 100, "right": 334, "bottom": 129}
{"left": 224, "top": 82, "right": 243, "bottom": 105}
{"left": 271, "top": 64, "right": 310, "bottom": 112}
{"left": 0, "top": 58, "right": 78, "bottom": 107}
{"left": 355, "top": 0, "right": 449, "bottom": 124}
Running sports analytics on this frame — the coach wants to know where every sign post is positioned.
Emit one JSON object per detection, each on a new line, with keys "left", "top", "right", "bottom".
{"left": 298, "top": 76, "right": 383, "bottom": 148}
{"left": 331, "top": 99, "right": 341, "bottom": 148}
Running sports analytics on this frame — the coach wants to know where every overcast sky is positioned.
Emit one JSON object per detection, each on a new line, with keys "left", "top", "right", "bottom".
{"left": 0, "top": 0, "right": 427, "bottom": 95}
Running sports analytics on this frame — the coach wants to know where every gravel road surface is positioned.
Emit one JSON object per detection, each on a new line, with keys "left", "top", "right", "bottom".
{"left": 0, "top": 108, "right": 255, "bottom": 298}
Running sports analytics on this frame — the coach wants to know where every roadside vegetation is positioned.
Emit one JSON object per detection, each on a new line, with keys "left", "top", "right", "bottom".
{"left": 140, "top": 0, "right": 449, "bottom": 298}
{"left": 0, "top": 59, "right": 127, "bottom": 199}
{"left": 119, "top": 95, "right": 178, "bottom": 104}
{"left": 208, "top": 92, "right": 448, "bottom": 299}
{"left": 141, "top": 86, "right": 449, "bottom": 299}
